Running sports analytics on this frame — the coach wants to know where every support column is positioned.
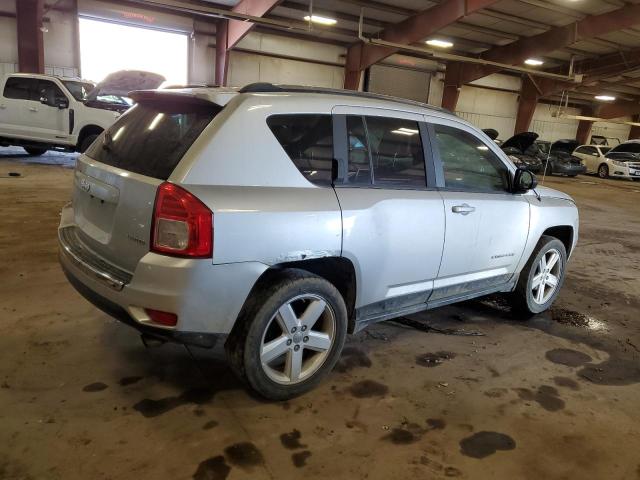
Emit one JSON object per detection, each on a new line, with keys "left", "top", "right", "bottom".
{"left": 629, "top": 114, "right": 640, "bottom": 140}
{"left": 215, "top": 19, "right": 229, "bottom": 87}
{"left": 514, "top": 77, "right": 539, "bottom": 134}
{"left": 576, "top": 105, "right": 598, "bottom": 145}
{"left": 343, "top": 44, "right": 363, "bottom": 91}
{"left": 441, "top": 62, "right": 462, "bottom": 111}
{"left": 16, "top": 0, "right": 45, "bottom": 73}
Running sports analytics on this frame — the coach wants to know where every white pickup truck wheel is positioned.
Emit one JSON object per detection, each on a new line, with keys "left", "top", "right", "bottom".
{"left": 79, "top": 134, "right": 100, "bottom": 153}
{"left": 24, "top": 147, "right": 47, "bottom": 156}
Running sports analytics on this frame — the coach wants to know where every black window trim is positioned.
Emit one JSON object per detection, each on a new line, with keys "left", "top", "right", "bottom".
{"left": 332, "top": 113, "right": 437, "bottom": 191}
{"left": 429, "top": 121, "right": 516, "bottom": 195}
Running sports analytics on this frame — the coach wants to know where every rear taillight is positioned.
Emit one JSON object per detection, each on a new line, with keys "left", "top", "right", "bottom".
{"left": 151, "top": 182, "right": 213, "bottom": 258}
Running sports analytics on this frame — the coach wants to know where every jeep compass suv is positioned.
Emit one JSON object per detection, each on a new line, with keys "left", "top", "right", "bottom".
{"left": 59, "top": 83, "right": 579, "bottom": 399}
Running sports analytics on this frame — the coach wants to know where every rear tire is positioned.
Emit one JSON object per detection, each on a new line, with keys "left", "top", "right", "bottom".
{"left": 24, "top": 147, "right": 47, "bottom": 156}
{"left": 225, "top": 269, "right": 347, "bottom": 400}
{"left": 509, "top": 235, "right": 567, "bottom": 316}
{"left": 598, "top": 163, "right": 609, "bottom": 179}
{"left": 79, "top": 134, "right": 99, "bottom": 153}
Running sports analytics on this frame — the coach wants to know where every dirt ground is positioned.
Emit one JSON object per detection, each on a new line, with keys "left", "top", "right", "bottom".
{"left": 1, "top": 148, "right": 639, "bottom": 480}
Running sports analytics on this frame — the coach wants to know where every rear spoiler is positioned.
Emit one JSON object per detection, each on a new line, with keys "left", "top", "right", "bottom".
{"left": 129, "top": 88, "right": 238, "bottom": 108}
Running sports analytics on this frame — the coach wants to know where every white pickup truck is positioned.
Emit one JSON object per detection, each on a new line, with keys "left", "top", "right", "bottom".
{"left": 0, "top": 71, "right": 164, "bottom": 155}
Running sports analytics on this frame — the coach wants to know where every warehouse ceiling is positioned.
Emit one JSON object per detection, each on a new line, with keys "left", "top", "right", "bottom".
{"left": 43, "top": 0, "right": 640, "bottom": 110}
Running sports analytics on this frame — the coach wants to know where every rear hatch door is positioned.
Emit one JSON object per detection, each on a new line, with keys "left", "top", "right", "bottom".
{"left": 72, "top": 95, "right": 221, "bottom": 273}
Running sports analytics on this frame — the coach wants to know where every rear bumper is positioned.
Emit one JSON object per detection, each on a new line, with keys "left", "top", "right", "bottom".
{"left": 61, "top": 261, "right": 222, "bottom": 347}
{"left": 58, "top": 214, "right": 268, "bottom": 339}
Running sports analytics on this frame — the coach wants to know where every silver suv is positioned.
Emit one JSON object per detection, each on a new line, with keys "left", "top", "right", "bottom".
{"left": 58, "top": 84, "right": 579, "bottom": 399}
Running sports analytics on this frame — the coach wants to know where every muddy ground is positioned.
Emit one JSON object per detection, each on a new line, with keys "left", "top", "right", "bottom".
{"left": 1, "top": 149, "right": 639, "bottom": 479}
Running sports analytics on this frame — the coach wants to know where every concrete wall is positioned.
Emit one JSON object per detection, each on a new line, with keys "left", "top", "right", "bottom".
{"left": 368, "top": 64, "right": 431, "bottom": 103}
{"left": 227, "top": 32, "right": 344, "bottom": 88}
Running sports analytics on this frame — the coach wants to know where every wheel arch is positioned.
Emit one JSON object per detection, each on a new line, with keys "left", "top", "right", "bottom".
{"left": 232, "top": 257, "right": 358, "bottom": 335}
{"left": 76, "top": 124, "right": 104, "bottom": 151}
{"left": 541, "top": 225, "right": 574, "bottom": 256}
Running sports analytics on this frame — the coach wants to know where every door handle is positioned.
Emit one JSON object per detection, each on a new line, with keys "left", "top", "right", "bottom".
{"left": 0, "top": 104, "right": 6, "bottom": 109}
{"left": 29, "top": 107, "right": 38, "bottom": 112}
{"left": 452, "top": 204, "right": 476, "bottom": 215}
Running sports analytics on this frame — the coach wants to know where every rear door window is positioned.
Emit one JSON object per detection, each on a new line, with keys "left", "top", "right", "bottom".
{"left": 365, "top": 116, "right": 426, "bottom": 189}
{"left": 267, "top": 114, "right": 334, "bottom": 186}
{"left": 344, "top": 115, "right": 426, "bottom": 188}
{"left": 346, "top": 116, "right": 373, "bottom": 185}
{"left": 3, "top": 77, "right": 38, "bottom": 100}
{"left": 86, "top": 100, "right": 219, "bottom": 180}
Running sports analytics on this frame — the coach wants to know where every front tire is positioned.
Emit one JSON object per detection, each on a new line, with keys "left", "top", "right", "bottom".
{"left": 24, "top": 146, "right": 47, "bottom": 156}
{"left": 225, "top": 269, "right": 347, "bottom": 400}
{"left": 598, "top": 163, "right": 609, "bottom": 179}
{"left": 510, "top": 236, "right": 567, "bottom": 316}
{"left": 79, "top": 134, "right": 99, "bottom": 153}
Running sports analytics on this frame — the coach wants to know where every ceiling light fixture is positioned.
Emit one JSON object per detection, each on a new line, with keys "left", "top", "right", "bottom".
{"left": 595, "top": 95, "right": 616, "bottom": 101}
{"left": 524, "top": 58, "right": 544, "bottom": 66}
{"left": 426, "top": 39, "right": 453, "bottom": 48}
{"left": 303, "top": 15, "right": 337, "bottom": 26}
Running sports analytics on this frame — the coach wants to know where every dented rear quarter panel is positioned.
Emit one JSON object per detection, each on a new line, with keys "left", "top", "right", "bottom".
{"left": 181, "top": 185, "right": 342, "bottom": 266}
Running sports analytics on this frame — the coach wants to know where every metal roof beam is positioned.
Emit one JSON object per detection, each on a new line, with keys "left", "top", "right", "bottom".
{"left": 227, "top": 0, "right": 282, "bottom": 48}
{"left": 344, "top": 0, "right": 501, "bottom": 89}
{"left": 446, "top": 3, "right": 640, "bottom": 97}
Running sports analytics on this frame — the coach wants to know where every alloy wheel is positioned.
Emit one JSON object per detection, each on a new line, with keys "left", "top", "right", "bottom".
{"left": 531, "top": 248, "right": 562, "bottom": 305}
{"left": 598, "top": 165, "right": 608, "bottom": 178}
{"left": 260, "top": 294, "right": 336, "bottom": 385}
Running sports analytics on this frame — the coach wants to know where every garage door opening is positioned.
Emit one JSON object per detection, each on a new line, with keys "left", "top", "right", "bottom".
{"left": 79, "top": 17, "right": 188, "bottom": 85}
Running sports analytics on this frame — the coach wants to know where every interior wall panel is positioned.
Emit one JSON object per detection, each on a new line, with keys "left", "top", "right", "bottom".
{"left": 367, "top": 64, "right": 430, "bottom": 103}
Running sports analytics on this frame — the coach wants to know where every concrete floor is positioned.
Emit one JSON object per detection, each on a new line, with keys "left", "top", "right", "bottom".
{"left": 1, "top": 148, "right": 639, "bottom": 480}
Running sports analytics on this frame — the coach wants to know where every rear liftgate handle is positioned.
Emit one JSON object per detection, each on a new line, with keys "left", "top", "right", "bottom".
{"left": 452, "top": 203, "right": 476, "bottom": 215}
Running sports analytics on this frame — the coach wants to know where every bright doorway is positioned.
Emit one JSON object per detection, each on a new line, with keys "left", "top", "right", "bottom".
{"left": 78, "top": 17, "right": 188, "bottom": 85}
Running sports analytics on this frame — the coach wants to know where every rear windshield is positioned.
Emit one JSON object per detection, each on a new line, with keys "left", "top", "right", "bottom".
{"left": 86, "top": 101, "right": 219, "bottom": 179}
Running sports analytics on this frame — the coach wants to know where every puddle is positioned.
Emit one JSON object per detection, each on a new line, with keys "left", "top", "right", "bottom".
{"left": 459, "top": 431, "right": 516, "bottom": 459}
{"left": 551, "top": 308, "right": 607, "bottom": 331}
{"left": 416, "top": 351, "right": 456, "bottom": 367}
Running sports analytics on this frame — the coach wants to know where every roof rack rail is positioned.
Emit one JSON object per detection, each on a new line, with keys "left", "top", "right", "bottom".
{"left": 238, "top": 82, "right": 449, "bottom": 114}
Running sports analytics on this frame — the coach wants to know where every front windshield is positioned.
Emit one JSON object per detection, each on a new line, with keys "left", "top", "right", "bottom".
{"left": 62, "top": 80, "right": 94, "bottom": 101}
{"left": 95, "top": 94, "right": 133, "bottom": 106}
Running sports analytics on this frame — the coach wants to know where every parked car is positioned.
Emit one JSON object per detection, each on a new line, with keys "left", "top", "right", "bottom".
{"left": 0, "top": 70, "right": 164, "bottom": 155}
{"left": 527, "top": 139, "right": 586, "bottom": 177}
{"left": 500, "top": 131, "right": 543, "bottom": 173}
{"left": 593, "top": 140, "right": 640, "bottom": 180}
{"left": 571, "top": 144, "right": 629, "bottom": 179}
{"left": 58, "top": 83, "right": 579, "bottom": 399}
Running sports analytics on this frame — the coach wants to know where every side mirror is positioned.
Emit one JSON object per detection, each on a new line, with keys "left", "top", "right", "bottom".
{"left": 57, "top": 98, "right": 69, "bottom": 109}
{"left": 512, "top": 167, "right": 538, "bottom": 193}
